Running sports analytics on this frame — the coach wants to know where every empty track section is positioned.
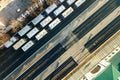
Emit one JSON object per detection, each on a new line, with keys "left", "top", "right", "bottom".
{"left": 17, "top": 43, "right": 66, "bottom": 80}
{"left": 84, "top": 16, "right": 120, "bottom": 52}
{"left": 73, "top": 0, "right": 118, "bottom": 40}
{"left": 45, "top": 57, "right": 78, "bottom": 80}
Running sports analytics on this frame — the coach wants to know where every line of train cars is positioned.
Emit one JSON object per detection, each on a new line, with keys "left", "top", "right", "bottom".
{"left": 4, "top": 0, "right": 86, "bottom": 52}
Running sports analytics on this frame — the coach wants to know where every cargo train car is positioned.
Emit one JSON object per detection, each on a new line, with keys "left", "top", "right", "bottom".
{"left": 67, "top": 0, "right": 76, "bottom": 6}
{"left": 26, "top": 27, "right": 39, "bottom": 39}
{"left": 74, "top": 0, "right": 86, "bottom": 8}
{"left": 13, "top": 38, "right": 27, "bottom": 50}
{"left": 22, "top": 40, "right": 34, "bottom": 52}
{"left": 53, "top": 5, "right": 66, "bottom": 17}
{"left": 45, "top": 3, "right": 57, "bottom": 15}
{"left": 4, "top": 36, "right": 18, "bottom": 48}
{"left": 35, "top": 29, "right": 48, "bottom": 40}
{"left": 59, "top": 0, "right": 65, "bottom": 3}
{"left": 31, "top": 14, "right": 44, "bottom": 26}
{"left": 48, "top": 18, "right": 61, "bottom": 30}
{"left": 40, "top": 16, "right": 52, "bottom": 28}
{"left": 18, "top": 25, "right": 32, "bottom": 37}
{"left": 62, "top": 7, "right": 74, "bottom": 18}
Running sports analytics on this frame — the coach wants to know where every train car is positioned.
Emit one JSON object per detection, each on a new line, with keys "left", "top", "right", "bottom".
{"left": 59, "top": 0, "right": 65, "bottom": 3}
{"left": 4, "top": 36, "right": 18, "bottom": 48}
{"left": 31, "top": 14, "right": 44, "bottom": 26}
{"left": 22, "top": 40, "right": 34, "bottom": 52}
{"left": 62, "top": 7, "right": 74, "bottom": 18}
{"left": 13, "top": 38, "right": 27, "bottom": 50}
{"left": 66, "top": 0, "right": 76, "bottom": 5}
{"left": 53, "top": 5, "right": 66, "bottom": 17}
{"left": 4, "top": 41, "right": 14, "bottom": 48}
{"left": 26, "top": 27, "right": 39, "bottom": 39}
{"left": 35, "top": 29, "right": 48, "bottom": 40}
{"left": 40, "top": 16, "right": 52, "bottom": 28}
{"left": 74, "top": 0, "right": 86, "bottom": 8}
{"left": 18, "top": 25, "right": 32, "bottom": 37}
{"left": 10, "top": 36, "right": 18, "bottom": 42}
{"left": 45, "top": 57, "right": 78, "bottom": 80}
{"left": 48, "top": 18, "right": 61, "bottom": 30}
{"left": 45, "top": 3, "right": 57, "bottom": 15}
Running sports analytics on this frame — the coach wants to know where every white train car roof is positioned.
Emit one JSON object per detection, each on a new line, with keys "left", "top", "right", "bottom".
{"left": 54, "top": 5, "right": 66, "bottom": 16}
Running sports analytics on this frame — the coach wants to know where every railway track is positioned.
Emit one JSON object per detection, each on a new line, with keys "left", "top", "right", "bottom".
{"left": 85, "top": 15, "right": 120, "bottom": 52}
